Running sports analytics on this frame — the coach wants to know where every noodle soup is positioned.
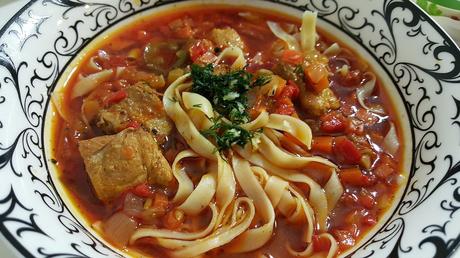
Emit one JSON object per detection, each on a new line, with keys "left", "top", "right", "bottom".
{"left": 51, "top": 5, "right": 405, "bottom": 258}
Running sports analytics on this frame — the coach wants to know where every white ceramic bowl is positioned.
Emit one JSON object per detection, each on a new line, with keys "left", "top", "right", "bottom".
{"left": 0, "top": 0, "right": 459, "bottom": 257}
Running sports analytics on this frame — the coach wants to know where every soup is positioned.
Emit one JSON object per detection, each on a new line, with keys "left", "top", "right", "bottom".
{"left": 52, "top": 5, "right": 405, "bottom": 258}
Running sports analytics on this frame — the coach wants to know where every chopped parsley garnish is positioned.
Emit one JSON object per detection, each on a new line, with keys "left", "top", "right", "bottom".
{"left": 294, "top": 64, "right": 304, "bottom": 75}
{"left": 253, "top": 74, "right": 272, "bottom": 87}
{"left": 190, "top": 64, "right": 268, "bottom": 152}
{"left": 201, "top": 117, "right": 254, "bottom": 153}
{"left": 191, "top": 64, "right": 252, "bottom": 124}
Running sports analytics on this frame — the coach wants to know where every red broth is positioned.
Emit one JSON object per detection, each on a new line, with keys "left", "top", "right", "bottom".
{"left": 52, "top": 5, "right": 405, "bottom": 257}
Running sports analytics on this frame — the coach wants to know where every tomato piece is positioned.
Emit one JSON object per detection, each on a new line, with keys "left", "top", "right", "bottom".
{"left": 313, "top": 76, "right": 330, "bottom": 92}
{"left": 103, "top": 89, "right": 127, "bottom": 106}
{"left": 132, "top": 183, "right": 154, "bottom": 198}
{"left": 333, "top": 229, "right": 356, "bottom": 251}
{"left": 320, "top": 112, "right": 347, "bottom": 133}
{"left": 280, "top": 80, "right": 300, "bottom": 99}
{"left": 361, "top": 214, "right": 377, "bottom": 226}
{"left": 189, "top": 39, "right": 214, "bottom": 62}
{"left": 359, "top": 190, "right": 375, "bottom": 209}
{"left": 312, "top": 235, "right": 331, "bottom": 252}
{"left": 281, "top": 50, "right": 303, "bottom": 65}
{"left": 311, "top": 136, "right": 334, "bottom": 155}
{"left": 375, "top": 155, "right": 396, "bottom": 179}
{"left": 339, "top": 167, "right": 373, "bottom": 187}
{"left": 273, "top": 98, "right": 296, "bottom": 116}
{"left": 272, "top": 81, "right": 299, "bottom": 116}
{"left": 334, "top": 136, "right": 361, "bottom": 164}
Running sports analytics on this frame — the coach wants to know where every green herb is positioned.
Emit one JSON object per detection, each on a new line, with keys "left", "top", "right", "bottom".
{"left": 252, "top": 74, "right": 272, "bottom": 87}
{"left": 191, "top": 64, "right": 252, "bottom": 124}
{"left": 192, "top": 104, "right": 202, "bottom": 108}
{"left": 294, "top": 64, "right": 304, "bottom": 75}
{"left": 201, "top": 117, "right": 253, "bottom": 152}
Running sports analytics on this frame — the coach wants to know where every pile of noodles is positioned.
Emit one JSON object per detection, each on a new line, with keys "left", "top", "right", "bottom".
{"left": 129, "top": 11, "right": 344, "bottom": 258}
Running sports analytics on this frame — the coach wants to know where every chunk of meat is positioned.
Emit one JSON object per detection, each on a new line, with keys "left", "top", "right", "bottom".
{"left": 78, "top": 128, "right": 173, "bottom": 202}
{"left": 300, "top": 87, "right": 340, "bottom": 116}
{"left": 210, "top": 28, "right": 245, "bottom": 50}
{"left": 96, "top": 82, "right": 172, "bottom": 143}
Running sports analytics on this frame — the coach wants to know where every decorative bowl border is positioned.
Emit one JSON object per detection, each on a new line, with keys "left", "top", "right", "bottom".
{"left": 0, "top": 0, "right": 459, "bottom": 257}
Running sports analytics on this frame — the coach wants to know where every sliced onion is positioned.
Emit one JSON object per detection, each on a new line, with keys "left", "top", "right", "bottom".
{"left": 103, "top": 212, "right": 138, "bottom": 246}
{"left": 71, "top": 69, "right": 113, "bottom": 99}
{"left": 383, "top": 122, "right": 399, "bottom": 157}
{"left": 86, "top": 56, "right": 102, "bottom": 72}
{"left": 267, "top": 21, "right": 300, "bottom": 50}
{"left": 356, "top": 72, "right": 385, "bottom": 114}
{"left": 323, "top": 43, "right": 341, "bottom": 56}
{"left": 123, "top": 193, "right": 145, "bottom": 217}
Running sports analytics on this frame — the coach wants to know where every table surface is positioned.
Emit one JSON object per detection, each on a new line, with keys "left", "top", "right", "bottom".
{"left": 0, "top": 0, "right": 459, "bottom": 258}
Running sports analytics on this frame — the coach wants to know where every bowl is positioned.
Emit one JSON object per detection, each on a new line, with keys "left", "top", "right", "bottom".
{"left": 0, "top": 0, "right": 459, "bottom": 257}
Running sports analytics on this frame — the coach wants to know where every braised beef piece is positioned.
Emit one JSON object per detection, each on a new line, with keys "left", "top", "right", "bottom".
{"left": 96, "top": 82, "right": 173, "bottom": 144}
{"left": 78, "top": 128, "right": 173, "bottom": 202}
{"left": 210, "top": 28, "right": 245, "bottom": 50}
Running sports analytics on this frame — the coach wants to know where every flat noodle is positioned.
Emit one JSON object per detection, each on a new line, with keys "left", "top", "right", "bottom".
{"left": 324, "top": 170, "right": 344, "bottom": 213}
{"left": 265, "top": 114, "right": 313, "bottom": 149}
{"left": 178, "top": 172, "right": 216, "bottom": 215}
{"left": 158, "top": 197, "right": 255, "bottom": 258}
{"left": 300, "top": 11, "right": 317, "bottom": 52}
{"left": 288, "top": 232, "right": 338, "bottom": 258}
{"left": 182, "top": 92, "right": 214, "bottom": 130}
{"left": 234, "top": 145, "right": 329, "bottom": 230}
{"left": 225, "top": 156, "right": 275, "bottom": 253}
{"left": 240, "top": 111, "right": 269, "bottom": 131}
{"left": 182, "top": 92, "right": 214, "bottom": 119}
{"left": 215, "top": 155, "right": 237, "bottom": 227}
{"left": 130, "top": 204, "right": 218, "bottom": 242}
{"left": 171, "top": 150, "right": 198, "bottom": 204}
{"left": 163, "top": 74, "right": 217, "bottom": 160}
{"left": 214, "top": 46, "right": 246, "bottom": 70}
{"left": 258, "top": 134, "right": 336, "bottom": 168}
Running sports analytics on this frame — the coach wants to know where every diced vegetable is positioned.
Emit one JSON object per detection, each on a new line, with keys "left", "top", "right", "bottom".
{"left": 311, "top": 136, "right": 334, "bottom": 154}
{"left": 333, "top": 229, "right": 355, "bottom": 251}
{"left": 320, "top": 112, "right": 347, "bottom": 133}
{"left": 123, "top": 193, "right": 145, "bottom": 217}
{"left": 338, "top": 167, "right": 373, "bottom": 187}
{"left": 299, "top": 87, "right": 340, "bottom": 116}
{"left": 281, "top": 50, "right": 303, "bottom": 65}
{"left": 103, "top": 212, "right": 137, "bottom": 246}
{"left": 358, "top": 190, "right": 375, "bottom": 209}
{"left": 333, "top": 136, "right": 361, "bottom": 164}
{"left": 383, "top": 122, "right": 400, "bottom": 157}
{"left": 189, "top": 39, "right": 214, "bottom": 62}
{"left": 132, "top": 183, "right": 154, "bottom": 198}
{"left": 163, "top": 209, "right": 185, "bottom": 230}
